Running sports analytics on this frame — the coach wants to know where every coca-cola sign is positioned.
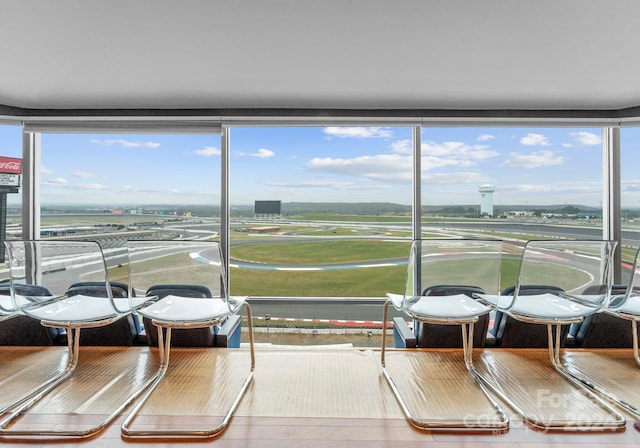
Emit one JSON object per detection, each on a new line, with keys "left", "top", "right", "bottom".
{"left": 0, "top": 157, "right": 22, "bottom": 174}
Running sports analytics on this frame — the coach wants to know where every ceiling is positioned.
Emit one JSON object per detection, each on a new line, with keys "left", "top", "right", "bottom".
{"left": 1, "top": 0, "right": 640, "bottom": 114}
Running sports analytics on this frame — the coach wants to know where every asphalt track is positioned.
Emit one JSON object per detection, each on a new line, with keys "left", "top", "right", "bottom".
{"left": 28, "top": 220, "right": 637, "bottom": 324}
{"left": 164, "top": 221, "right": 640, "bottom": 323}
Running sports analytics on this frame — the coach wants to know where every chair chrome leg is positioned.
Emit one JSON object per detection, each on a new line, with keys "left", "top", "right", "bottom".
{"left": 0, "top": 327, "right": 80, "bottom": 428}
{"left": 471, "top": 323, "right": 626, "bottom": 430}
{"left": 381, "top": 301, "right": 508, "bottom": 431}
{"left": 381, "top": 299, "right": 390, "bottom": 369}
{"left": 121, "top": 304, "right": 255, "bottom": 439}
{"left": 548, "top": 322, "right": 640, "bottom": 420}
{"left": 633, "top": 320, "right": 640, "bottom": 368}
{"left": 460, "top": 323, "right": 509, "bottom": 430}
{"left": 0, "top": 326, "right": 161, "bottom": 439}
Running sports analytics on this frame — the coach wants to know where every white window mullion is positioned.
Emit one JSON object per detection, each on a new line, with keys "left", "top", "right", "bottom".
{"left": 602, "top": 127, "right": 622, "bottom": 283}
{"left": 21, "top": 131, "right": 40, "bottom": 240}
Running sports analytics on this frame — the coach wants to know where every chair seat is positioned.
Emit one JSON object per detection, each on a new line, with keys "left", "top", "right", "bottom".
{"left": 137, "top": 295, "right": 232, "bottom": 324}
{"left": 478, "top": 293, "right": 600, "bottom": 321}
{"left": 0, "top": 295, "right": 14, "bottom": 316}
{"left": 19, "top": 294, "right": 130, "bottom": 323}
{"left": 1, "top": 294, "right": 41, "bottom": 311}
{"left": 400, "top": 293, "right": 492, "bottom": 320}
{"left": 614, "top": 295, "right": 640, "bottom": 316}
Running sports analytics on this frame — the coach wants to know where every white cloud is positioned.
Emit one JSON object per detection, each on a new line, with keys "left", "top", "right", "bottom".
{"left": 47, "top": 177, "right": 69, "bottom": 185}
{"left": 73, "top": 171, "right": 96, "bottom": 179}
{"left": 40, "top": 165, "right": 53, "bottom": 174}
{"left": 304, "top": 144, "right": 496, "bottom": 184}
{"left": 502, "top": 181, "right": 601, "bottom": 196}
{"left": 91, "top": 139, "right": 161, "bottom": 148}
{"left": 422, "top": 172, "right": 492, "bottom": 184}
{"left": 120, "top": 185, "right": 181, "bottom": 194}
{"left": 194, "top": 146, "right": 221, "bottom": 156}
{"left": 83, "top": 183, "right": 108, "bottom": 190}
{"left": 43, "top": 178, "right": 108, "bottom": 190}
{"left": 477, "top": 134, "right": 495, "bottom": 141}
{"left": 250, "top": 148, "right": 275, "bottom": 158}
{"left": 422, "top": 141, "right": 499, "bottom": 159}
{"left": 421, "top": 156, "right": 470, "bottom": 170}
{"left": 264, "top": 180, "right": 354, "bottom": 189}
{"left": 499, "top": 150, "right": 565, "bottom": 169}
{"left": 622, "top": 180, "right": 640, "bottom": 192}
{"left": 263, "top": 180, "right": 393, "bottom": 192}
{"left": 323, "top": 127, "right": 393, "bottom": 139}
{"left": 234, "top": 148, "right": 275, "bottom": 158}
{"left": 569, "top": 131, "right": 601, "bottom": 146}
{"left": 307, "top": 153, "right": 411, "bottom": 182}
{"left": 520, "top": 133, "right": 551, "bottom": 146}
{"left": 391, "top": 139, "right": 412, "bottom": 154}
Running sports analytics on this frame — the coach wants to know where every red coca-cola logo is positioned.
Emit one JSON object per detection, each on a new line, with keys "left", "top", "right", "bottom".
{"left": 0, "top": 158, "right": 22, "bottom": 174}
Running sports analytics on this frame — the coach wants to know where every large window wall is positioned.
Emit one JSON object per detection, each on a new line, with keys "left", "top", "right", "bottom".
{"left": 5, "top": 119, "right": 633, "bottom": 346}
{"left": 36, "top": 131, "right": 221, "bottom": 279}
{"left": 9, "top": 123, "right": 620, "bottom": 296}
{"left": 420, "top": 126, "right": 606, "bottom": 289}
{"left": 228, "top": 126, "right": 413, "bottom": 299}
{"left": 619, "top": 127, "right": 640, "bottom": 285}
{"left": 420, "top": 126, "right": 604, "bottom": 223}
{"left": 0, "top": 124, "right": 24, "bottom": 248}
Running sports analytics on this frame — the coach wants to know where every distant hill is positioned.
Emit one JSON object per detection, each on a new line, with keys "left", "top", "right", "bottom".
{"left": 34, "top": 202, "right": 606, "bottom": 218}
{"left": 283, "top": 202, "right": 411, "bottom": 215}
{"left": 493, "top": 204, "right": 600, "bottom": 212}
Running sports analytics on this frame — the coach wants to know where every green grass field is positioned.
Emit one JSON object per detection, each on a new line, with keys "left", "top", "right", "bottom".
{"left": 47, "top": 214, "right": 610, "bottom": 298}
{"left": 230, "top": 265, "right": 407, "bottom": 296}
{"left": 231, "top": 240, "right": 410, "bottom": 265}
{"left": 226, "top": 256, "right": 586, "bottom": 297}
{"left": 106, "top": 239, "right": 593, "bottom": 298}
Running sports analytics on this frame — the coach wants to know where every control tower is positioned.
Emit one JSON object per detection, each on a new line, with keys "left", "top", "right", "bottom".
{"left": 479, "top": 184, "right": 495, "bottom": 217}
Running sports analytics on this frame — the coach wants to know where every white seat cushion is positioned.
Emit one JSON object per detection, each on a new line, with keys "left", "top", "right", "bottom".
{"left": 396, "top": 293, "right": 492, "bottom": 320}
{"left": 20, "top": 294, "right": 129, "bottom": 322}
{"left": 477, "top": 293, "right": 599, "bottom": 320}
{"left": 137, "top": 295, "right": 231, "bottom": 323}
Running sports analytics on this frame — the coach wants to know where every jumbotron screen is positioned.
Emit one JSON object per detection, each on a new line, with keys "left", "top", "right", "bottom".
{"left": 254, "top": 200, "right": 281, "bottom": 214}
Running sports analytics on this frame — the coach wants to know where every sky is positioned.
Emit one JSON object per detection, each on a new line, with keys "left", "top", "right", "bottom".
{"left": 1, "top": 124, "right": 639, "bottom": 208}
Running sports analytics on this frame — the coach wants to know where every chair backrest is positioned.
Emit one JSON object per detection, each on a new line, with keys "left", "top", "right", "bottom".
{"left": 146, "top": 284, "right": 212, "bottom": 299}
{"left": 126, "top": 240, "right": 229, "bottom": 347}
{"left": 126, "top": 239, "right": 226, "bottom": 301}
{"left": 66, "top": 281, "right": 130, "bottom": 298}
{"left": 610, "top": 245, "right": 640, "bottom": 311}
{"left": 402, "top": 239, "right": 503, "bottom": 348}
{"left": 570, "top": 283, "right": 633, "bottom": 347}
{"left": 422, "top": 284, "right": 485, "bottom": 297}
{"left": 503, "top": 239, "right": 617, "bottom": 313}
{"left": 0, "top": 283, "right": 60, "bottom": 345}
{"left": 402, "top": 238, "right": 503, "bottom": 306}
{"left": 0, "top": 283, "right": 52, "bottom": 317}
{"left": 570, "top": 245, "right": 640, "bottom": 348}
{"left": 419, "top": 283, "right": 490, "bottom": 348}
{"left": 3, "top": 240, "right": 128, "bottom": 323}
{"left": 64, "top": 280, "right": 141, "bottom": 345}
{"left": 487, "top": 240, "right": 616, "bottom": 348}
{"left": 490, "top": 284, "right": 565, "bottom": 346}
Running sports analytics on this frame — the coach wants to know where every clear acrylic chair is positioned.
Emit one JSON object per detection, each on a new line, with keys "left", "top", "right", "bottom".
{"left": 474, "top": 239, "right": 625, "bottom": 430}
{"left": 65, "top": 281, "right": 142, "bottom": 345}
{"left": 0, "top": 283, "right": 61, "bottom": 345}
{"left": 0, "top": 240, "right": 152, "bottom": 439}
{"left": 0, "top": 285, "right": 17, "bottom": 322}
{"left": 559, "top": 245, "right": 640, "bottom": 419}
{"left": 121, "top": 239, "right": 254, "bottom": 439}
{"left": 608, "top": 245, "right": 640, "bottom": 367}
{"left": 381, "top": 238, "right": 509, "bottom": 431}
